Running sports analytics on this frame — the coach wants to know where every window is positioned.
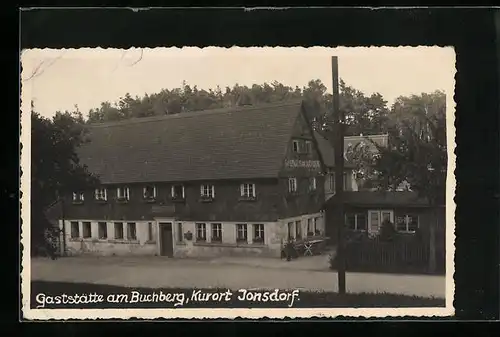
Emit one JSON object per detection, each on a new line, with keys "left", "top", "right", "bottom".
{"left": 196, "top": 223, "right": 206, "bottom": 242}
{"left": 143, "top": 185, "right": 157, "bottom": 200}
{"left": 357, "top": 214, "right": 367, "bottom": 231}
{"left": 253, "top": 224, "right": 264, "bottom": 243}
{"left": 346, "top": 213, "right": 367, "bottom": 231}
{"left": 127, "top": 223, "right": 137, "bottom": 240}
{"left": 236, "top": 224, "right": 248, "bottom": 243}
{"left": 98, "top": 222, "right": 107, "bottom": 239}
{"left": 72, "top": 192, "right": 84, "bottom": 203}
{"left": 117, "top": 187, "right": 130, "bottom": 201}
{"left": 307, "top": 218, "right": 313, "bottom": 235}
{"left": 70, "top": 221, "right": 79, "bottom": 238}
{"left": 177, "top": 222, "right": 183, "bottom": 242}
{"left": 396, "top": 215, "right": 419, "bottom": 233}
{"left": 295, "top": 220, "right": 302, "bottom": 239}
{"left": 368, "top": 210, "right": 393, "bottom": 233}
{"left": 171, "top": 185, "right": 185, "bottom": 199}
{"left": 201, "top": 184, "right": 215, "bottom": 199}
{"left": 292, "top": 140, "right": 301, "bottom": 153}
{"left": 82, "top": 222, "right": 91, "bottom": 238}
{"left": 288, "top": 178, "right": 297, "bottom": 193}
{"left": 240, "top": 183, "right": 256, "bottom": 198}
{"left": 211, "top": 223, "right": 222, "bottom": 242}
{"left": 309, "top": 177, "right": 317, "bottom": 191}
{"left": 114, "top": 222, "right": 124, "bottom": 239}
{"left": 381, "top": 211, "right": 392, "bottom": 223}
{"left": 327, "top": 172, "right": 348, "bottom": 192}
{"left": 305, "top": 140, "right": 313, "bottom": 154}
{"left": 94, "top": 188, "right": 107, "bottom": 201}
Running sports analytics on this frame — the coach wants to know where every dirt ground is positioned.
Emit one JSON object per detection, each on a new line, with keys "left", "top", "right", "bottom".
{"left": 28, "top": 255, "right": 446, "bottom": 298}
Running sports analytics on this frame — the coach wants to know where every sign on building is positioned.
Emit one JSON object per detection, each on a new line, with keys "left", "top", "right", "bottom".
{"left": 284, "top": 159, "right": 321, "bottom": 169}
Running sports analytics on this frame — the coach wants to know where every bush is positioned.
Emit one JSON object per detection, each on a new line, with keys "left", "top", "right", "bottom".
{"left": 378, "top": 220, "right": 397, "bottom": 242}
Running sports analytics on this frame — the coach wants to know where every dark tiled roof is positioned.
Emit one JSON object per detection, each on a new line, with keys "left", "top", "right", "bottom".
{"left": 329, "top": 191, "right": 430, "bottom": 207}
{"left": 77, "top": 100, "right": 305, "bottom": 184}
{"left": 313, "top": 132, "right": 388, "bottom": 169}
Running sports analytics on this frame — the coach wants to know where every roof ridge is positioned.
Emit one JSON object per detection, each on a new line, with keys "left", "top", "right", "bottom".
{"left": 344, "top": 134, "right": 389, "bottom": 139}
{"left": 88, "top": 99, "right": 304, "bottom": 129}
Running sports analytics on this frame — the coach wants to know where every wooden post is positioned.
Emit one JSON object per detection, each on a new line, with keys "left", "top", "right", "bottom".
{"left": 331, "top": 56, "right": 346, "bottom": 294}
{"left": 429, "top": 208, "right": 437, "bottom": 272}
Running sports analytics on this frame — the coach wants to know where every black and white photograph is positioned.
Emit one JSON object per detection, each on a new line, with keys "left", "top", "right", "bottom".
{"left": 20, "top": 46, "right": 456, "bottom": 319}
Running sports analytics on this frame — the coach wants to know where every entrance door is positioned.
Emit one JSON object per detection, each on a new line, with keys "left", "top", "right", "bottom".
{"left": 159, "top": 222, "right": 174, "bottom": 257}
{"left": 287, "top": 222, "right": 293, "bottom": 240}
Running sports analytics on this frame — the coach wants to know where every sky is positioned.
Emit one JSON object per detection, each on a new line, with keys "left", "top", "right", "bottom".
{"left": 21, "top": 47, "right": 456, "bottom": 119}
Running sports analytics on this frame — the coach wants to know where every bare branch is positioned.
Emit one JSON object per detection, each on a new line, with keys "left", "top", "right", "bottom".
{"left": 23, "top": 51, "right": 66, "bottom": 82}
{"left": 23, "top": 59, "right": 46, "bottom": 82}
{"left": 128, "top": 48, "right": 144, "bottom": 67}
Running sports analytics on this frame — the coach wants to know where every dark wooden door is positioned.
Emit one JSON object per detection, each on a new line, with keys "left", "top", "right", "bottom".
{"left": 287, "top": 222, "right": 293, "bottom": 240}
{"left": 159, "top": 222, "right": 174, "bottom": 257}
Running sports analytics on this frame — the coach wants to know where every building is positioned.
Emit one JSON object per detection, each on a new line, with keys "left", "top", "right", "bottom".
{"left": 313, "top": 131, "right": 389, "bottom": 201}
{"left": 314, "top": 131, "right": 445, "bottom": 265}
{"left": 58, "top": 100, "right": 328, "bottom": 258}
{"left": 325, "top": 190, "right": 445, "bottom": 241}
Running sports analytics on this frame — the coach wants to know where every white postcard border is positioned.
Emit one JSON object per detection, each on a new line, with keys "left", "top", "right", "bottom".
{"left": 20, "top": 46, "right": 456, "bottom": 320}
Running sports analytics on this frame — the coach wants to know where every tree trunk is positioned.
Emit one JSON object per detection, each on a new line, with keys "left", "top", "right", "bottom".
{"left": 428, "top": 208, "right": 437, "bottom": 273}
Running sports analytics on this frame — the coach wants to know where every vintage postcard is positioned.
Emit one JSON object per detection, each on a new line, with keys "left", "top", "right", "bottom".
{"left": 20, "top": 46, "right": 456, "bottom": 320}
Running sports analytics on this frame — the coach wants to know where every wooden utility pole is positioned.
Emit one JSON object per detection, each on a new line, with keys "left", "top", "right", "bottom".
{"left": 331, "top": 56, "right": 346, "bottom": 294}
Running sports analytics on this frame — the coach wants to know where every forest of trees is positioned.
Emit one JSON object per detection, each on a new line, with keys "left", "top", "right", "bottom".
{"left": 81, "top": 79, "right": 392, "bottom": 137}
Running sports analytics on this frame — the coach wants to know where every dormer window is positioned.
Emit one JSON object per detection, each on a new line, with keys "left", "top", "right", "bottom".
{"left": 240, "top": 183, "right": 256, "bottom": 199}
{"left": 94, "top": 188, "right": 107, "bottom": 202}
{"left": 117, "top": 187, "right": 130, "bottom": 202}
{"left": 171, "top": 184, "right": 185, "bottom": 200}
{"left": 143, "top": 185, "right": 157, "bottom": 201}
{"left": 305, "top": 140, "right": 313, "bottom": 154}
{"left": 292, "top": 140, "right": 301, "bottom": 153}
{"left": 72, "top": 192, "right": 84, "bottom": 204}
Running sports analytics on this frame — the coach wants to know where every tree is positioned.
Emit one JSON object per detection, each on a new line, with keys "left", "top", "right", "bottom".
{"left": 31, "top": 108, "right": 100, "bottom": 255}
